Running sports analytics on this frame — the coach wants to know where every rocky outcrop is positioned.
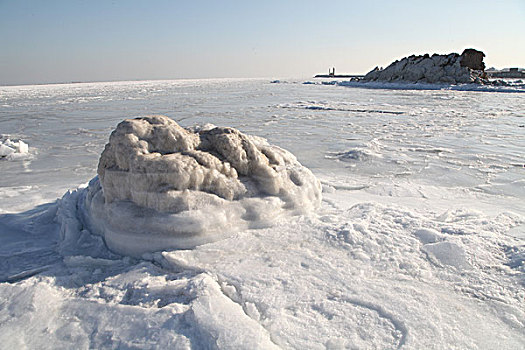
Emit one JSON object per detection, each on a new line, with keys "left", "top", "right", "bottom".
{"left": 363, "top": 49, "right": 487, "bottom": 84}
{"left": 460, "top": 49, "right": 485, "bottom": 71}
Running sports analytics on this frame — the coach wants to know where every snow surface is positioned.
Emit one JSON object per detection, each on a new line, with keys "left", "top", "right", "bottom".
{"left": 0, "top": 78, "right": 524, "bottom": 349}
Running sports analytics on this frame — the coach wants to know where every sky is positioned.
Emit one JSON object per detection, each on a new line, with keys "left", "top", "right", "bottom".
{"left": 1, "top": 0, "right": 524, "bottom": 85}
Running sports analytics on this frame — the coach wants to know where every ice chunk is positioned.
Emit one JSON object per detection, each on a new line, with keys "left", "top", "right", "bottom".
{"left": 187, "top": 274, "right": 279, "bottom": 349}
{"left": 0, "top": 143, "right": 15, "bottom": 157}
{"left": 0, "top": 137, "right": 29, "bottom": 160}
{"left": 82, "top": 116, "right": 322, "bottom": 256}
{"left": 422, "top": 241, "right": 470, "bottom": 270}
{"left": 17, "top": 140, "right": 28, "bottom": 154}
{"left": 414, "top": 228, "right": 442, "bottom": 244}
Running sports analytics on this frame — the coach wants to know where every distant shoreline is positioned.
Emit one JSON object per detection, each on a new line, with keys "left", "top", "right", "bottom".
{"left": 0, "top": 77, "right": 273, "bottom": 88}
{"left": 314, "top": 74, "right": 364, "bottom": 79}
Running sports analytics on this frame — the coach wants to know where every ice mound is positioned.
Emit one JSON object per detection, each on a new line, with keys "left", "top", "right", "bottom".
{"left": 0, "top": 137, "right": 29, "bottom": 161}
{"left": 82, "top": 115, "right": 322, "bottom": 256}
{"left": 364, "top": 49, "right": 487, "bottom": 84}
{"left": 333, "top": 148, "right": 381, "bottom": 162}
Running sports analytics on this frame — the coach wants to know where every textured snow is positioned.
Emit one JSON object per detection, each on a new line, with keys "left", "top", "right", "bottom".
{"left": 0, "top": 79, "right": 524, "bottom": 349}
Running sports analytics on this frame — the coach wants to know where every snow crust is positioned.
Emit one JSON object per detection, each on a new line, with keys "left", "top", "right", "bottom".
{"left": 84, "top": 116, "right": 321, "bottom": 256}
{"left": 0, "top": 137, "right": 29, "bottom": 161}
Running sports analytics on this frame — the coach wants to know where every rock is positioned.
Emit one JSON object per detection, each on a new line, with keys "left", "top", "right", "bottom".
{"left": 460, "top": 48, "right": 485, "bottom": 71}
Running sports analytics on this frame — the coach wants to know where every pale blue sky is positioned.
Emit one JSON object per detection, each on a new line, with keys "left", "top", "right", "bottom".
{"left": 1, "top": 0, "right": 524, "bottom": 85}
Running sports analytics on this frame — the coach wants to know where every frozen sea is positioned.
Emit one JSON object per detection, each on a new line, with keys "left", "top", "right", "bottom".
{"left": 0, "top": 78, "right": 524, "bottom": 349}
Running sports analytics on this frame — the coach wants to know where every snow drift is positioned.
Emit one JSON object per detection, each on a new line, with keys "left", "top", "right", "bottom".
{"left": 364, "top": 49, "right": 487, "bottom": 84}
{"left": 82, "top": 116, "right": 322, "bottom": 256}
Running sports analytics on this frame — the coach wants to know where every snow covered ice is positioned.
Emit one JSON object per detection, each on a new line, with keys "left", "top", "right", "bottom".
{"left": 0, "top": 79, "right": 524, "bottom": 349}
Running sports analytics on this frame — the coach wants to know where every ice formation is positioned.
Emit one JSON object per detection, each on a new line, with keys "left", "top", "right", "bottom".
{"left": 364, "top": 49, "right": 488, "bottom": 84}
{"left": 82, "top": 115, "right": 322, "bottom": 256}
{"left": 0, "top": 137, "right": 29, "bottom": 161}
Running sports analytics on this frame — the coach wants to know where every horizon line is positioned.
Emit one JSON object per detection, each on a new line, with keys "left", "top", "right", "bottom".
{"left": 0, "top": 76, "right": 287, "bottom": 88}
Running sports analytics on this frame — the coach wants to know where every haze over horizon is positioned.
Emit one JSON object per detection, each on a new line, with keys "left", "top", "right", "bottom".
{"left": 1, "top": 0, "right": 524, "bottom": 86}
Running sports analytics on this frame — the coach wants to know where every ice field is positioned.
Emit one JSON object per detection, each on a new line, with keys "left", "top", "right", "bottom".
{"left": 0, "top": 78, "right": 524, "bottom": 349}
